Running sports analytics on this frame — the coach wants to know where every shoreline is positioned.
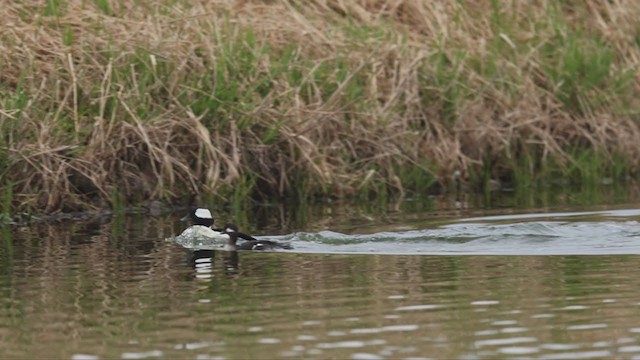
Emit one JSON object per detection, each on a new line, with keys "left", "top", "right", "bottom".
{"left": 1, "top": 1, "right": 639, "bottom": 216}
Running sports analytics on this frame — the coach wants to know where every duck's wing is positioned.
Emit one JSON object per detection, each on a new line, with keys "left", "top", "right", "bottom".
{"left": 237, "top": 232, "right": 257, "bottom": 241}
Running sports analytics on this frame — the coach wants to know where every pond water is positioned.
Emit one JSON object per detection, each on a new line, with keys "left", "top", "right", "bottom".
{"left": 3, "top": 193, "right": 640, "bottom": 359}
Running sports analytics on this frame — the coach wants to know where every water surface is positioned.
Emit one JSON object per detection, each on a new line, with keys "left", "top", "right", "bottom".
{"left": 2, "top": 201, "right": 640, "bottom": 359}
{"left": 177, "top": 207, "right": 640, "bottom": 255}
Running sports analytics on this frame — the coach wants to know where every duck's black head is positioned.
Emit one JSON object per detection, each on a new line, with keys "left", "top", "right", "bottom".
{"left": 221, "top": 223, "right": 239, "bottom": 236}
{"left": 181, "top": 207, "right": 214, "bottom": 227}
{"left": 221, "top": 223, "right": 240, "bottom": 247}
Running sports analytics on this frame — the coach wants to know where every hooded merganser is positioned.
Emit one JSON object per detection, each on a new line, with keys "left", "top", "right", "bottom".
{"left": 180, "top": 208, "right": 256, "bottom": 241}
{"left": 182, "top": 207, "right": 215, "bottom": 227}
{"left": 221, "top": 223, "right": 293, "bottom": 251}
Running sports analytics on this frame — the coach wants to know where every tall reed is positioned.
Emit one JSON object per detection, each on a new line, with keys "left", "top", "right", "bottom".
{"left": 1, "top": 0, "right": 639, "bottom": 215}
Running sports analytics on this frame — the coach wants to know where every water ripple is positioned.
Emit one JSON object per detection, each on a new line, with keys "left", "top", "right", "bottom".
{"left": 259, "top": 209, "right": 640, "bottom": 255}
{"left": 7, "top": 208, "right": 640, "bottom": 359}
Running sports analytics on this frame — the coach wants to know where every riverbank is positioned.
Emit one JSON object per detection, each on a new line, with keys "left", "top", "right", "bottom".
{"left": 1, "top": 1, "right": 639, "bottom": 216}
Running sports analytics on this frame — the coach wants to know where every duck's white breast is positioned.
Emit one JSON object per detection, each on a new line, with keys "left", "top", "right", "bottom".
{"left": 178, "top": 225, "right": 228, "bottom": 240}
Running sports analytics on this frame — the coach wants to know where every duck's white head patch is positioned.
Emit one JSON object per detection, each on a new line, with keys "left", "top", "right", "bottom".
{"left": 195, "top": 208, "right": 212, "bottom": 219}
{"left": 225, "top": 227, "right": 236, "bottom": 233}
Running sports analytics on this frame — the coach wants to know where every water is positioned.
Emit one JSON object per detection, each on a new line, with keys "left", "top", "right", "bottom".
{"left": 3, "top": 200, "right": 640, "bottom": 359}
{"left": 176, "top": 207, "right": 640, "bottom": 255}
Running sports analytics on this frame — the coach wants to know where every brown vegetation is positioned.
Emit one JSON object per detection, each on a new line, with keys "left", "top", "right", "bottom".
{"left": 1, "top": 0, "right": 640, "bottom": 214}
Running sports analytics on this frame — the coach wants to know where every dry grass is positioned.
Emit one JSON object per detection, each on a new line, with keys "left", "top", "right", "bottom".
{"left": 1, "top": 0, "right": 640, "bottom": 214}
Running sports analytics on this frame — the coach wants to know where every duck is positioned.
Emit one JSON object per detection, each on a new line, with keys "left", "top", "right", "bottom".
{"left": 179, "top": 207, "right": 256, "bottom": 241}
{"left": 181, "top": 207, "right": 216, "bottom": 226}
{"left": 221, "top": 223, "right": 293, "bottom": 251}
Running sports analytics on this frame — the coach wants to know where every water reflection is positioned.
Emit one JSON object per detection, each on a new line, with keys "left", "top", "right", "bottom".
{"left": 2, "top": 205, "right": 640, "bottom": 358}
{"left": 186, "top": 249, "right": 239, "bottom": 278}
